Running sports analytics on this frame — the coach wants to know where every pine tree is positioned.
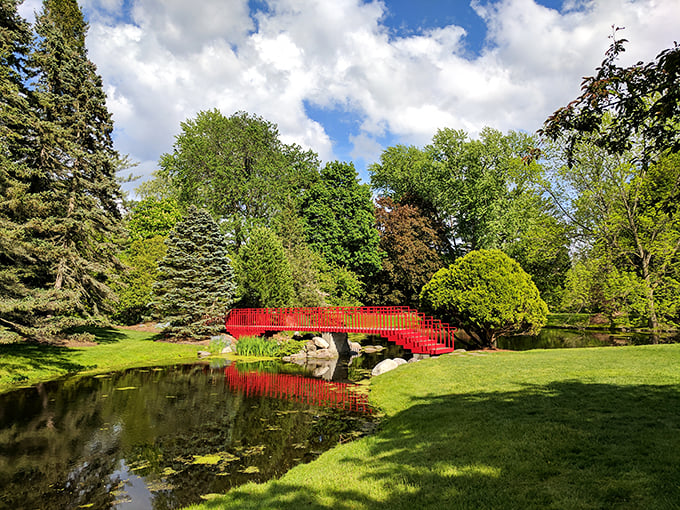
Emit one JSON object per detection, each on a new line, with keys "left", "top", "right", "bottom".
{"left": 0, "top": 0, "right": 124, "bottom": 340}
{"left": 154, "top": 206, "right": 236, "bottom": 339}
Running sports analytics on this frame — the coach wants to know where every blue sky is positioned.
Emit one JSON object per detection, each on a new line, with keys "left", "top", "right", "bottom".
{"left": 18, "top": 0, "right": 680, "bottom": 190}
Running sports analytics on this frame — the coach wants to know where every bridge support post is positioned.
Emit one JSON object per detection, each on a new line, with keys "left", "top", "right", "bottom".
{"left": 321, "top": 332, "right": 350, "bottom": 356}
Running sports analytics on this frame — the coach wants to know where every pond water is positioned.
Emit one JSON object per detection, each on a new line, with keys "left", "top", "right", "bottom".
{"left": 0, "top": 359, "right": 375, "bottom": 510}
{"left": 498, "top": 327, "right": 680, "bottom": 350}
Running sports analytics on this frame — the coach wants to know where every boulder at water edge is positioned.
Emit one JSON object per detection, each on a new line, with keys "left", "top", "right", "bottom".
{"left": 371, "top": 358, "right": 399, "bottom": 376}
{"left": 313, "top": 336, "right": 330, "bottom": 349}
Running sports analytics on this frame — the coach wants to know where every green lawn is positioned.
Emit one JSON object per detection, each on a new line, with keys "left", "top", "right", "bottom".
{"left": 0, "top": 328, "right": 200, "bottom": 393}
{"left": 187, "top": 344, "right": 680, "bottom": 510}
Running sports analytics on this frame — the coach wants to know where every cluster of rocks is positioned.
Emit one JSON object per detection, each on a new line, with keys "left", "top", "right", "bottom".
{"left": 283, "top": 336, "right": 363, "bottom": 362}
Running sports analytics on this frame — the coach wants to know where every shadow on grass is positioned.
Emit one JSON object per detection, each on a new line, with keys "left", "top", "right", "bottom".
{"left": 0, "top": 343, "right": 89, "bottom": 382}
{"left": 67, "top": 326, "right": 127, "bottom": 344}
{"left": 199, "top": 381, "right": 680, "bottom": 510}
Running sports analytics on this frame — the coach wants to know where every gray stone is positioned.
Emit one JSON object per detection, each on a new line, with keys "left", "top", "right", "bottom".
{"left": 308, "top": 348, "right": 335, "bottom": 359}
{"left": 348, "top": 341, "right": 362, "bottom": 353}
{"left": 305, "top": 340, "right": 317, "bottom": 352}
{"left": 393, "top": 358, "right": 407, "bottom": 366}
{"left": 197, "top": 350, "right": 211, "bottom": 358}
{"left": 371, "top": 358, "right": 399, "bottom": 376}
{"left": 312, "top": 365, "right": 330, "bottom": 377}
{"left": 454, "top": 349, "right": 467, "bottom": 353}
{"left": 313, "top": 336, "right": 329, "bottom": 349}
{"left": 220, "top": 346, "right": 233, "bottom": 354}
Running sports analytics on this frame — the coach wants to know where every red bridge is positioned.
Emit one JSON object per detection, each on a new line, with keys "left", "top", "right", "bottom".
{"left": 224, "top": 364, "right": 373, "bottom": 414}
{"left": 224, "top": 306, "right": 456, "bottom": 355}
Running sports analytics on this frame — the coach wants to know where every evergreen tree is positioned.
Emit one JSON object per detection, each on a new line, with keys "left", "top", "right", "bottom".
{"left": 0, "top": 0, "right": 124, "bottom": 340}
{"left": 0, "top": 0, "right": 36, "bottom": 338}
{"left": 154, "top": 206, "right": 236, "bottom": 339}
{"left": 235, "top": 227, "right": 294, "bottom": 308}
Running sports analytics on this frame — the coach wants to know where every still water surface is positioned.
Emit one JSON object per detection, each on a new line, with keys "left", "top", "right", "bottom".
{"left": 0, "top": 359, "right": 374, "bottom": 510}
{"left": 498, "top": 327, "right": 680, "bottom": 350}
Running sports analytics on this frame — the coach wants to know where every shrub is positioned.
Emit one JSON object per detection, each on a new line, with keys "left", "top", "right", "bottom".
{"left": 420, "top": 249, "right": 548, "bottom": 348}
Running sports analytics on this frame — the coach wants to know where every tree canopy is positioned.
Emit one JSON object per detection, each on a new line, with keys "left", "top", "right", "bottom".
{"left": 420, "top": 249, "right": 548, "bottom": 349}
{"left": 301, "top": 161, "right": 382, "bottom": 280}
{"left": 156, "top": 109, "right": 320, "bottom": 246}
{"left": 541, "top": 29, "right": 680, "bottom": 165}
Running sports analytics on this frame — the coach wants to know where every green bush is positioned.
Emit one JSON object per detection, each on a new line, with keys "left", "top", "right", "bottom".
{"left": 420, "top": 249, "right": 548, "bottom": 348}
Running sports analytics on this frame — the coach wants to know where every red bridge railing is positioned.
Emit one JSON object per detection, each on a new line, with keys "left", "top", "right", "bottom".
{"left": 224, "top": 364, "right": 373, "bottom": 414}
{"left": 224, "top": 306, "right": 456, "bottom": 355}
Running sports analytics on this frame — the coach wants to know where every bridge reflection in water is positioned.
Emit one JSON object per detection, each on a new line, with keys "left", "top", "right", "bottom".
{"left": 224, "top": 364, "right": 373, "bottom": 414}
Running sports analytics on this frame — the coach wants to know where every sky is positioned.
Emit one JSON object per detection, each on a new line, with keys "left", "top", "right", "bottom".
{"left": 17, "top": 0, "right": 680, "bottom": 193}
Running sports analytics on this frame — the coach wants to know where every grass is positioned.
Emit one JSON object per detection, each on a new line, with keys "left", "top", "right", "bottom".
{"left": 185, "top": 344, "right": 680, "bottom": 510}
{"left": 0, "top": 328, "right": 200, "bottom": 393}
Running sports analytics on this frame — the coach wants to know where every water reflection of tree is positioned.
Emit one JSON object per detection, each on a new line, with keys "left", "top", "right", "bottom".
{"left": 0, "top": 364, "right": 369, "bottom": 510}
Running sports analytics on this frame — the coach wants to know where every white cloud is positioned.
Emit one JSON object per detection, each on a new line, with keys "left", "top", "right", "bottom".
{"left": 71, "top": 0, "right": 680, "bottom": 191}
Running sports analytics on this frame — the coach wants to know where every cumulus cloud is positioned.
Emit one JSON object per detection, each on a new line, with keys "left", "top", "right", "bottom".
{"left": 64, "top": 0, "right": 680, "bottom": 190}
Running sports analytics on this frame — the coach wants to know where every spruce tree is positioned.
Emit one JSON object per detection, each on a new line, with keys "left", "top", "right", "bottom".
{"left": 0, "top": 0, "right": 37, "bottom": 337}
{"left": 0, "top": 0, "right": 124, "bottom": 340}
{"left": 154, "top": 206, "right": 236, "bottom": 339}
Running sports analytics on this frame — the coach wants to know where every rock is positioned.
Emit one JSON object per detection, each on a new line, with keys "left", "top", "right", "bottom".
{"left": 453, "top": 349, "right": 467, "bottom": 353}
{"left": 371, "top": 358, "right": 399, "bottom": 376}
{"left": 155, "top": 322, "right": 171, "bottom": 329}
{"left": 393, "top": 358, "right": 407, "bottom": 366}
{"left": 308, "top": 348, "right": 335, "bottom": 359}
{"left": 348, "top": 341, "right": 362, "bottom": 352}
{"left": 313, "top": 336, "right": 329, "bottom": 349}
{"left": 305, "top": 340, "right": 317, "bottom": 352}
{"left": 197, "top": 350, "right": 211, "bottom": 358}
{"left": 313, "top": 365, "right": 330, "bottom": 377}
{"left": 221, "top": 346, "right": 233, "bottom": 354}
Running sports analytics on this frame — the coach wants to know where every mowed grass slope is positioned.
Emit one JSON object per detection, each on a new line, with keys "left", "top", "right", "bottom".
{"left": 189, "top": 344, "right": 680, "bottom": 510}
{"left": 0, "top": 328, "right": 199, "bottom": 392}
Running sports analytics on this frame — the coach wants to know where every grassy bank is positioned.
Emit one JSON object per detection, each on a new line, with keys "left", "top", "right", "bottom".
{"left": 187, "top": 344, "right": 680, "bottom": 510}
{"left": 0, "top": 328, "right": 200, "bottom": 393}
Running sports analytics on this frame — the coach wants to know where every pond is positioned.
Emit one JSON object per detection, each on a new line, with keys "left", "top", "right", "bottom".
{"left": 498, "top": 327, "right": 680, "bottom": 350}
{"left": 0, "top": 359, "right": 375, "bottom": 510}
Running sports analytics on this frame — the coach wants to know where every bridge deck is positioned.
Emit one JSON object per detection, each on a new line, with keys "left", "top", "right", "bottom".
{"left": 224, "top": 306, "right": 456, "bottom": 355}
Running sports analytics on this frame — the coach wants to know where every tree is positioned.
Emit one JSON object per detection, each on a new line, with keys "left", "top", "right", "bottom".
{"left": 548, "top": 146, "right": 680, "bottom": 327}
{"left": 154, "top": 206, "right": 236, "bottom": 339}
{"left": 235, "top": 227, "right": 294, "bottom": 308}
{"left": 111, "top": 235, "right": 167, "bottom": 325}
{"left": 300, "top": 161, "right": 382, "bottom": 280}
{"left": 420, "top": 249, "right": 548, "bottom": 348}
{"left": 1, "top": 0, "right": 124, "bottom": 340}
{"left": 367, "top": 196, "right": 445, "bottom": 307}
{"left": 541, "top": 29, "right": 680, "bottom": 165}
{"left": 539, "top": 35, "right": 680, "bottom": 329}
{"left": 156, "top": 109, "right": 319, "bottom": 246}
{"left": 127, "top": 197, "right": 182, "bottom": 241}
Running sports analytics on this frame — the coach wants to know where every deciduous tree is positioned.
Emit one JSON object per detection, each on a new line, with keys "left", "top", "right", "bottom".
{"left": 300, "top": 161, "right": 382, "bottom": 281}
{"left": 367, "top": 197, "right": 444, "bottom": 307}
{"left": 235, "top": 227, "right": 294, "bottom": 308}
{"left": 156, "top": 109, "right": 319, "bottom": 246}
